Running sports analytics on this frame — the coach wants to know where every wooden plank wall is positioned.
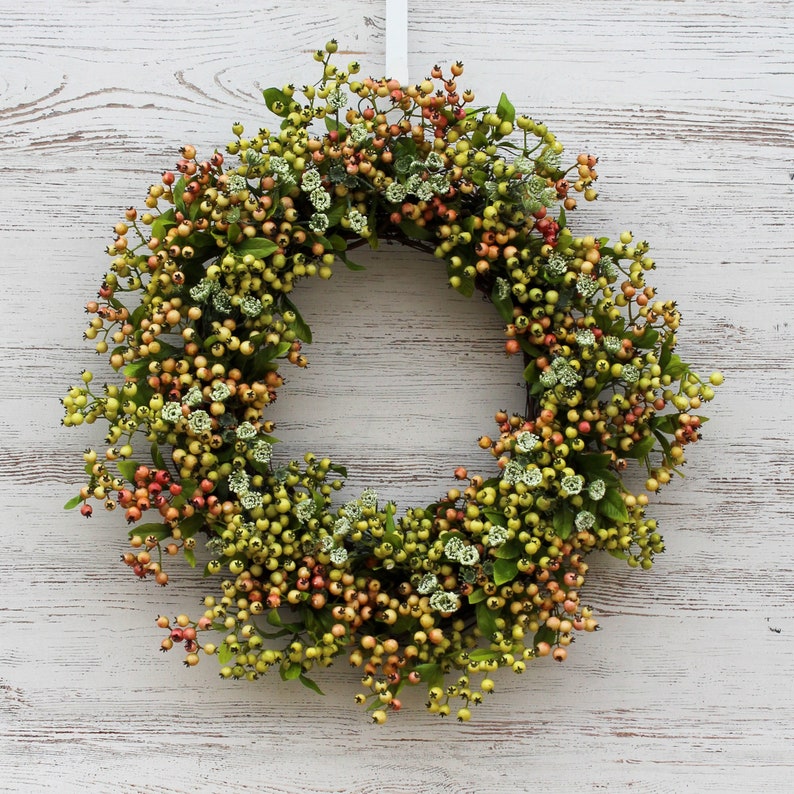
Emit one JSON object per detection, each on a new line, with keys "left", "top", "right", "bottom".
{"left": 1, "top": 1, "right": 792, "bottom": 790}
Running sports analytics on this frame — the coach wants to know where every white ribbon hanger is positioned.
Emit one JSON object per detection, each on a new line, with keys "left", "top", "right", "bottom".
{"left": 385, "top": 0, "right": 409, "bottom": 86}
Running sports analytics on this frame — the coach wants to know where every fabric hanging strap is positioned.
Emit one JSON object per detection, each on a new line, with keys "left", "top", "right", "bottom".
{"left": 385, "top": 0, "right": 409, "bottom": 86}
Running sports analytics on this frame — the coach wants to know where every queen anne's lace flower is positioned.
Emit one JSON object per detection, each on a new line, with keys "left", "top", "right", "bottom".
{"left": 160, "top": 402, "right": 183, "bottom": 424}
{"left": 515, "top": 431, "right": 540, "bottom": 453}
{"left": 429, "top": 591, "right": 460, "bottom": 613}
{"left": 329, "top": 547, "right": 348, "bottom": 565}
{"left": 487, "top": 525, "right": 509, "bottom": 548}
{"left": 236, "top": 422, "right": 257, "bottom": 441}
{"left": 561, "top": 475, "right": 584, "bottom": 495}
{"left": 588, "top": 479, "right": 606, "bottom": 500}
{"left": 187, "top": 410, "right": 211, "bottom": 434}
{"left": 417, "top": 574, "right": 440, "bottom": 595}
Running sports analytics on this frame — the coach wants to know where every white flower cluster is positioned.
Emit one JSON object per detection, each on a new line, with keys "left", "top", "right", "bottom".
{"left": 429, "top": 591, "right": 460, "bottom": 613}
{"left": 385, "top": 182, "right": 407, "bottom": 203}
{"left": 310, "top": 187, "right": 331, "bottom": 212}
{"left": 295, "top": 499, "right": 315, "bottom": 523}
{"left": 250, "top": 440, "right": 272, "bottom": 465}
{"left": 349, "top": 123, "right": 369, "bottom": 144}
{"left": 182, "top": 386, "right": 203, "bottom": 408}
{"left": 540, "top": 356, "right": 582, "bottom": 389}
{"left": 576, "top": 273, "right": 599, "bottom": 299}
{"left": 443, "top": 535, "right": 480, "bottom": 566}
{"left": 487, "top": 525, "right": 509, "bottom": 548}
{"left": 309, "top": 213, "right": 329, "bottom": 233}
{"left": 544, "top": 253, "right": 570, "bottom": 277}
{"left": 241, "top": 492, "right": 262, "bottom": 511}
{"left": 240, "top": 296, "right": 264, "bottom": 317}
{"left": 588, "top": 479, "right": 606, "bottom": 500}
{"left": 236, "top": 421, "right": 257, "bottom": 441}
{"left": 515, "top": 431, "right": 540, "bottom": 453}
{"left": 228, "top": 469, "right": 251, "bottom": 496}
{"left": 160, "top": 401, "right": 183, "bottom": 424}
{"left": 210, "top": 383, "right": 231, "bottom": 403}
{"left": 561, "top": 475, "right": 584, "bottom": 495}
{"left": 329, "top": 546, "right": 349, "bottom": 565}
{"left": 502, "top": 459, "right": 543, "bottom": 487}
{"left": 347, "top": 209, "right": 367, "bottom": 234}
{"left": 417, "top": 573, "right": 440, "bottom": 595}
{"left": 187, "top": 409, "right": 212, "bottom": 434}
{"left": 301, "top": 169, "right": 321, "bottom": 193}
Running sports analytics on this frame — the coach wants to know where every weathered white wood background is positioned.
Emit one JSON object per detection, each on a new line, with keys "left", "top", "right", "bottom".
{"left": 1, "top": 1, "right": 792, "bottom": 791}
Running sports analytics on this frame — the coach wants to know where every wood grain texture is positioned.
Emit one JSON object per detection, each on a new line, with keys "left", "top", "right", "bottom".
{"left": 1, "top": 1, "right": 792, "bottom": 791}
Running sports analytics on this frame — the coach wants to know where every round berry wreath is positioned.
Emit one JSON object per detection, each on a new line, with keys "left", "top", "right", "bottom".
{"left": 63, "top": 42, "right": 722, "bottom": 723}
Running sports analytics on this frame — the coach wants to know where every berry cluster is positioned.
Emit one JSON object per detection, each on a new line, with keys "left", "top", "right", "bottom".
{"left": 63, "top": 42, "right": 722, "bottom": 722}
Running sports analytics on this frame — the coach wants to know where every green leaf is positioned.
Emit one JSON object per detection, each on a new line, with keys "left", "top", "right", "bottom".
{"left": 553, "top": 505, "right": 575, "bottom": 539}
{"left": 633, "top": 325, "right": 659, "bottom": 349}
{"left": 659, "top": 332, "right": 675, "bottom": 371}
{"left": 383, "top": 503, "right": 404, "bottom": 551}
{"left": 150, "top": 209, "right": 175, "bottom": 243}
{"left": 496, "top": 92, "right": 516, "bottom": 124}
{"left": 482, "top": 509, "right": 504, "bottom": 528}
{"left": 492, "top": 539, "right": 522, "bottom": 559}
{"left": 263, "top": 87, "right": 291, "bottom": 117}
{"left": 625, "top": 433, "right": 656, "bottom": 461}
{"left": 183, "top": 549, "right": 196, "bottom": 568}
{"left": 217, "top": 642, "right": 233, "bottom": 665}
{"left": 150, "top": 442, "right": 167, "bottom": 471}
{"left": 574, "top": 452, "right": 613, "bottom": 477}
{"left": 251, "top": 340, "right": 292, "bottom": 372}
{"left": 280, "top": 663, "right": 302, "bottom": 681}
{"left": 467, "top": 588, "right": 488, "bottom": 605}
{"left": 325, "top": 200, "right": 348, "bottom": 228}
{"left": 267, "top": 609, "right": 303, "bottom": 633}
{"left": 299, "top": 674, "right": 325, "bottom": 696}
{"left": 234, "top": 237, "right": 279, "bottom": 259}
{"left": 123, "top": 360, "right": 150, "bottom": 379}
{"left": 493, "top": 557, "right": 518, "bottom": 586}
{"left": 556, "top": 228, "right": 573, "bottom": 253}
{"left": 517, "top": 337, "right": 543, "bottom": 357}
{"left": 490, "top": 279, "right": 514, "bottom": 323}
{"left": 471, "top": 130, "right": 488, "bottom": 149}
{"left": 127, "top": 522, "right": 171, "bottom": 541}
{"left": 452, "top": 271, "right": 475, "bottom": 298}
{"left": 599, "top": 488, "right": 630, "bottom": 523}
{"left": 338, "top": 250, "right": 365, "bottom": 271}
{"left": 324, "top": 115, "right": 344, "bottom": 133}
{"left": 64, "top": 494, "right": 83, "bottom": 510}
{"left": 413, "top": 663, "right": 444, "bottom": 689}
{"left": 398, "top": 218, "right": 433, "bottom": 241}
{"left": 476, "top": 602, "right": 501, "bottom": 637}
{"left": 281, "top": 296, "right": 313, "bottom": 343}
{"left": 117, "top": 459, "right": 140, "bottom": 483}
{"left": 467, "top": 649, "right": 500, "bottom": 662}
{"left": 328, "top": 234, "right": 347, "bottom": 251}
{"left": 665, "top": 353, "right": 688, "bottom": 379}
{"left": 534, "top": 625, "right": 557, "bottom": 647}
{"left": 172, "top": 176, "right": 187, "bottom": 214}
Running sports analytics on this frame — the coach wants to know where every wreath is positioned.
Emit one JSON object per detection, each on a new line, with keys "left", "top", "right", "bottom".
{"left": 63, "top": 42, "right": 722, "bottom": 723}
